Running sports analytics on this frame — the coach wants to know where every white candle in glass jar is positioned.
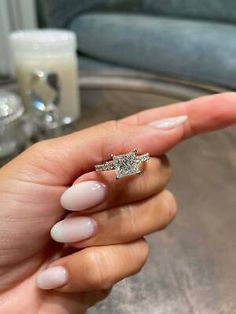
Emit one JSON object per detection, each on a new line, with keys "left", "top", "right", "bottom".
{"left": 10, "top": 30, "right": 80, "bottom": 125}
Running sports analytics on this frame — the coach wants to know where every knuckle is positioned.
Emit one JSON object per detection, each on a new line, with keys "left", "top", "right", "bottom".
{"left": 26, "top": 139, "right": 60, "bottom": 168}
{"left": 161, "top": 190, "right": 177, "bottom": 227}
{"left": 150, "top": 157, "right": 162, "bottom": 173}
{"left": 84, "top": 250, "right": 114, "bottom": 290}
{"left": 99, "top": 119, "right": 133, "bottom": 139}
{"left": 160, "top": 155, "right": 172, "bottom": 181}
{"left": 140, "top": 239, "right": 149, "bottom": 263}
{"left": 99, "top": 120, "right": 120, "bottom": 134}
{"left": 132, "top": 240, "right": 149, "bottom": 272}
{"left": 150, "top": 156, "right": 172, "bottom": 192}
{"left": 28, "top": 140, "right": 49, "bottom": 154}
{"left": 28, "top": 139, "right": 54, "bottom": 158}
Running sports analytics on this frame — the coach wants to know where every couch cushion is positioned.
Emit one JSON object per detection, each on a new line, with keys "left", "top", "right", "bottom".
{"left": 71, "top": 13, "right": 236, "bottom": 88}
{"left": 143, "top": 0, "right": 236, "bottom": 24}
{"left": 38, "top": 0, "right": 236, "bottom": 28}
{"left": 37, "top": 0, "right": 143, "bottom": 27}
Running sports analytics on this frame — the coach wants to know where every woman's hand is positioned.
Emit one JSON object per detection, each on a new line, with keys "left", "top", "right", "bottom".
{"left": 0, "top": 92, "right": 236, "bottom": 314}
{"left": 0, "top": 121, "right": 174, "bottom": 314}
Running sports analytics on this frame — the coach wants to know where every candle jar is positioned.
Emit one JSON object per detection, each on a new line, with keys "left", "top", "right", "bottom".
{"left": 10, "top": 30, "right": 80, "bottom": 134}
{"left": 0, "top": 90, "right": 25, "bottom": 160}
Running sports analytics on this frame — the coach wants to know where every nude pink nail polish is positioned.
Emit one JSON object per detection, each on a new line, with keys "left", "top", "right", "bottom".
{"left": 61, "top": 181, "right": 107, "bottom": 211}
{"left": 51, "top": 216, "right": 97, "bottom": 243}
{"left": 36, "top": 266, "right": 68, "bottom": 290}
{"left": 149, "top": 115, "right": 188, "bottom": 130}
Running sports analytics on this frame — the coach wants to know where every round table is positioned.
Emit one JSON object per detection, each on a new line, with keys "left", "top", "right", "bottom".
{"left": 79, "top": 85, "right": 236, "bottom": 314}
{"left": 1, "top": 75, "right": 236, "bottom": 314}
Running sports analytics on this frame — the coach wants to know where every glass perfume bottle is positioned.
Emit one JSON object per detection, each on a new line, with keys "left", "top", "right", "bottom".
{"left": 0, "top": 90, "right": 25, "bottom": 159}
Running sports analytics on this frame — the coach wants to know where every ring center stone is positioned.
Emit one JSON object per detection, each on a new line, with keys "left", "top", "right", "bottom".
{"left": 112, "top": 151, "right": 140, "bottom": 179}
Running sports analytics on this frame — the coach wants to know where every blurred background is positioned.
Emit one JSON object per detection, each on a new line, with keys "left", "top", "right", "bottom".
{"left": 2, "top": 0, "right": 235, "bottom": 92}
{"left": 0, "top": 0, "right": 232, "bottom": 159}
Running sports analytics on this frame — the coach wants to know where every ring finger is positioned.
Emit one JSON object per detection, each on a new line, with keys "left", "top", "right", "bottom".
{"left": 60, "top": 156, "right": 171, "bottom": 214}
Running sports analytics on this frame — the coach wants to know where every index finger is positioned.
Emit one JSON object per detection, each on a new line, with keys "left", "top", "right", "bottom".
{"left": 121, "top": 92, "right": 236, "bottom": 138}
{"left": 8, "top": 93, "right": 236, "bottom": 187}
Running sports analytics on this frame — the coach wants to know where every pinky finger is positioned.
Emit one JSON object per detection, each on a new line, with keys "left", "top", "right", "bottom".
{"left": 36, "top": 239, "right": 149, "bottom": 292}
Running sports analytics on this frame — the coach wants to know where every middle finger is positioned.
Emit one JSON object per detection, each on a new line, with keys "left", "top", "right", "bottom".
{"left": 51, "top": 190, "right": 177, "bottom": 246}
{"left": 60, "top": 156, "right": 171, "bottom": 214}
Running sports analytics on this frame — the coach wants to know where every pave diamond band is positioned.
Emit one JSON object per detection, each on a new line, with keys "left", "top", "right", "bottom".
{"left": 95, "top": 161, "right": 115, "bottom": 172}
{"left": 136, "top": 153, "right": 150, "bottom": 163}
{"left": 95, "top": 149, "right": 150, "bottom": 179}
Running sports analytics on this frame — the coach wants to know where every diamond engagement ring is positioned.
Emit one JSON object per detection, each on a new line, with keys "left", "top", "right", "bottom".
{"left": 95, "top": 149, "right": 150, "bottom": 179}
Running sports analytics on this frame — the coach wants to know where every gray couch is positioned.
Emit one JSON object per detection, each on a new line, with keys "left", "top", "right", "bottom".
{"left": 37, "top": 0, "right": 236, "bottom": 90}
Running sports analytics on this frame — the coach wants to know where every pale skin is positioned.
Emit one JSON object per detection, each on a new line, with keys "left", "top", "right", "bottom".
{"left": 0, "top": 93, "right": 236, "bottom": 313}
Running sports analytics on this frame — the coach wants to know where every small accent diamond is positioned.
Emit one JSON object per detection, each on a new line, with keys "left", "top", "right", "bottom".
{"left": 95, "top": 161, "right": 115, "bottom": 171}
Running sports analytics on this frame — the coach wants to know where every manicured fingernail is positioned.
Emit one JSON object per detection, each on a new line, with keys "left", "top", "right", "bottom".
{"left": 61, "top": 180, "right": 107, "bottom": 211}
{"left": 51, "top": 216, "right": 97, "bottom": 243}
{"left": 149, "top": 115, "right": 188, "bottom": 130}
{"left": 36, "top": 266, "right": 68, "bottom": 290}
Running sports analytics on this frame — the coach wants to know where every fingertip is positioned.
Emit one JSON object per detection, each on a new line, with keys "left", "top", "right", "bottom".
{"left": 36, "top": 266, "right": 68, "bottom": 290}
{"left": 50, "top": 216, "right": 97, "bottom": 243}
{"left": 60, "top": 181, "right": 107, "bottom": 211}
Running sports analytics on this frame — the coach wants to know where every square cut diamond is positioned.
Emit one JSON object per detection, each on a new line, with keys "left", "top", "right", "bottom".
{"left": 112, "top": 152, "right": 140, "bottom": 179}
